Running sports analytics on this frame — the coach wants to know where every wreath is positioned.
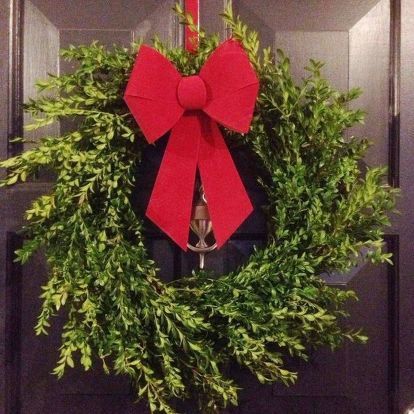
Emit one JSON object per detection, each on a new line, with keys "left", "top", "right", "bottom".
{"left": 0, "top": 6, "right": 396, "bottom": 414}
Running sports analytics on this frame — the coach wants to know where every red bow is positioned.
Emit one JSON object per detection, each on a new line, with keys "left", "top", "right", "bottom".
{"left": 124, "top": 39, "right": 259, "bottom": 250}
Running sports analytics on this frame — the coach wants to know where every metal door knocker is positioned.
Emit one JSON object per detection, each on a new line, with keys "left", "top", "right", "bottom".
{"left": 187, "top": 185, "right": 217, "bottom": 269}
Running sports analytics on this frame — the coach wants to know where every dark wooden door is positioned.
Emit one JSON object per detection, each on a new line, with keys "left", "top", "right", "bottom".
{"left": 1, "top": 1, "right": 413, "bottom": 413}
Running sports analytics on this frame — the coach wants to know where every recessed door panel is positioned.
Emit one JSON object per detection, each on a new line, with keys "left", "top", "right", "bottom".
{"left": 232, "top": 1, "right": 393, "bottom": 412}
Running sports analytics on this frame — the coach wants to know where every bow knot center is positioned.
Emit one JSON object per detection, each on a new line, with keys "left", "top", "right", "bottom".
{"left": 177, "top": 76, "right": 207, "bottom": 110}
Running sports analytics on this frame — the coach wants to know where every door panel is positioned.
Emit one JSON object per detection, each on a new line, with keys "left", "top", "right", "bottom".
{"left": 231, "top": 1, "right": 395, "bottom": 413}
{"left": 23, "top": 0, "right": 180, "bottom": 151}
{"left": 6, "top": 1, "right": 181, "bottom": 413}
{"left": 235, "top": 0, "right": 390, "bottom": 168}
{"left": 228, "top": 264, "right": 390, "bottom": 414}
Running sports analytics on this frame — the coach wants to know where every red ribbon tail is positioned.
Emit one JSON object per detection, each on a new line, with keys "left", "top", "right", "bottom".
{"left": 146, "top": 114, "right": 200, "bottom": 251}
{"left": 198, "top": 115, "right": 253, "bottom": 248}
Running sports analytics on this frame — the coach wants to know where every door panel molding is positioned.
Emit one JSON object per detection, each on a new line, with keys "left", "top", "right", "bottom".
{"left": 386, "top": 234, "right": 400, "bottom": 414}
{"left": 8, "top": 0, "right": 24, "bottom": 156}
{"left": 4, "top": 232, "right": 22, "bottom": 414}
{"left": 389, "top": 0, "right": 401, "bottom": 187}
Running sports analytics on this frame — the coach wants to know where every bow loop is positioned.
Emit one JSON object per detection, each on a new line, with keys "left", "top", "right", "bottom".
{"left": 200, "top": 40, "right": 259, "bottom": 132}
{"left": 124, "top": 39, "right": 259, "bottom": 250}
{"left": 124, "top": 45, "right": 184, "bottom": 143}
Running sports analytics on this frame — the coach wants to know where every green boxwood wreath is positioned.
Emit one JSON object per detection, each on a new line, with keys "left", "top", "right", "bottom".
{"left": 0, "top": 6, "right": 397, "bottom": 414}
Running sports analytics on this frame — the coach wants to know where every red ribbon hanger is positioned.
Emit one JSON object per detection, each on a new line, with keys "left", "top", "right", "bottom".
{"left": 184, "top": 0, "right": 199, "bottom": 52}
